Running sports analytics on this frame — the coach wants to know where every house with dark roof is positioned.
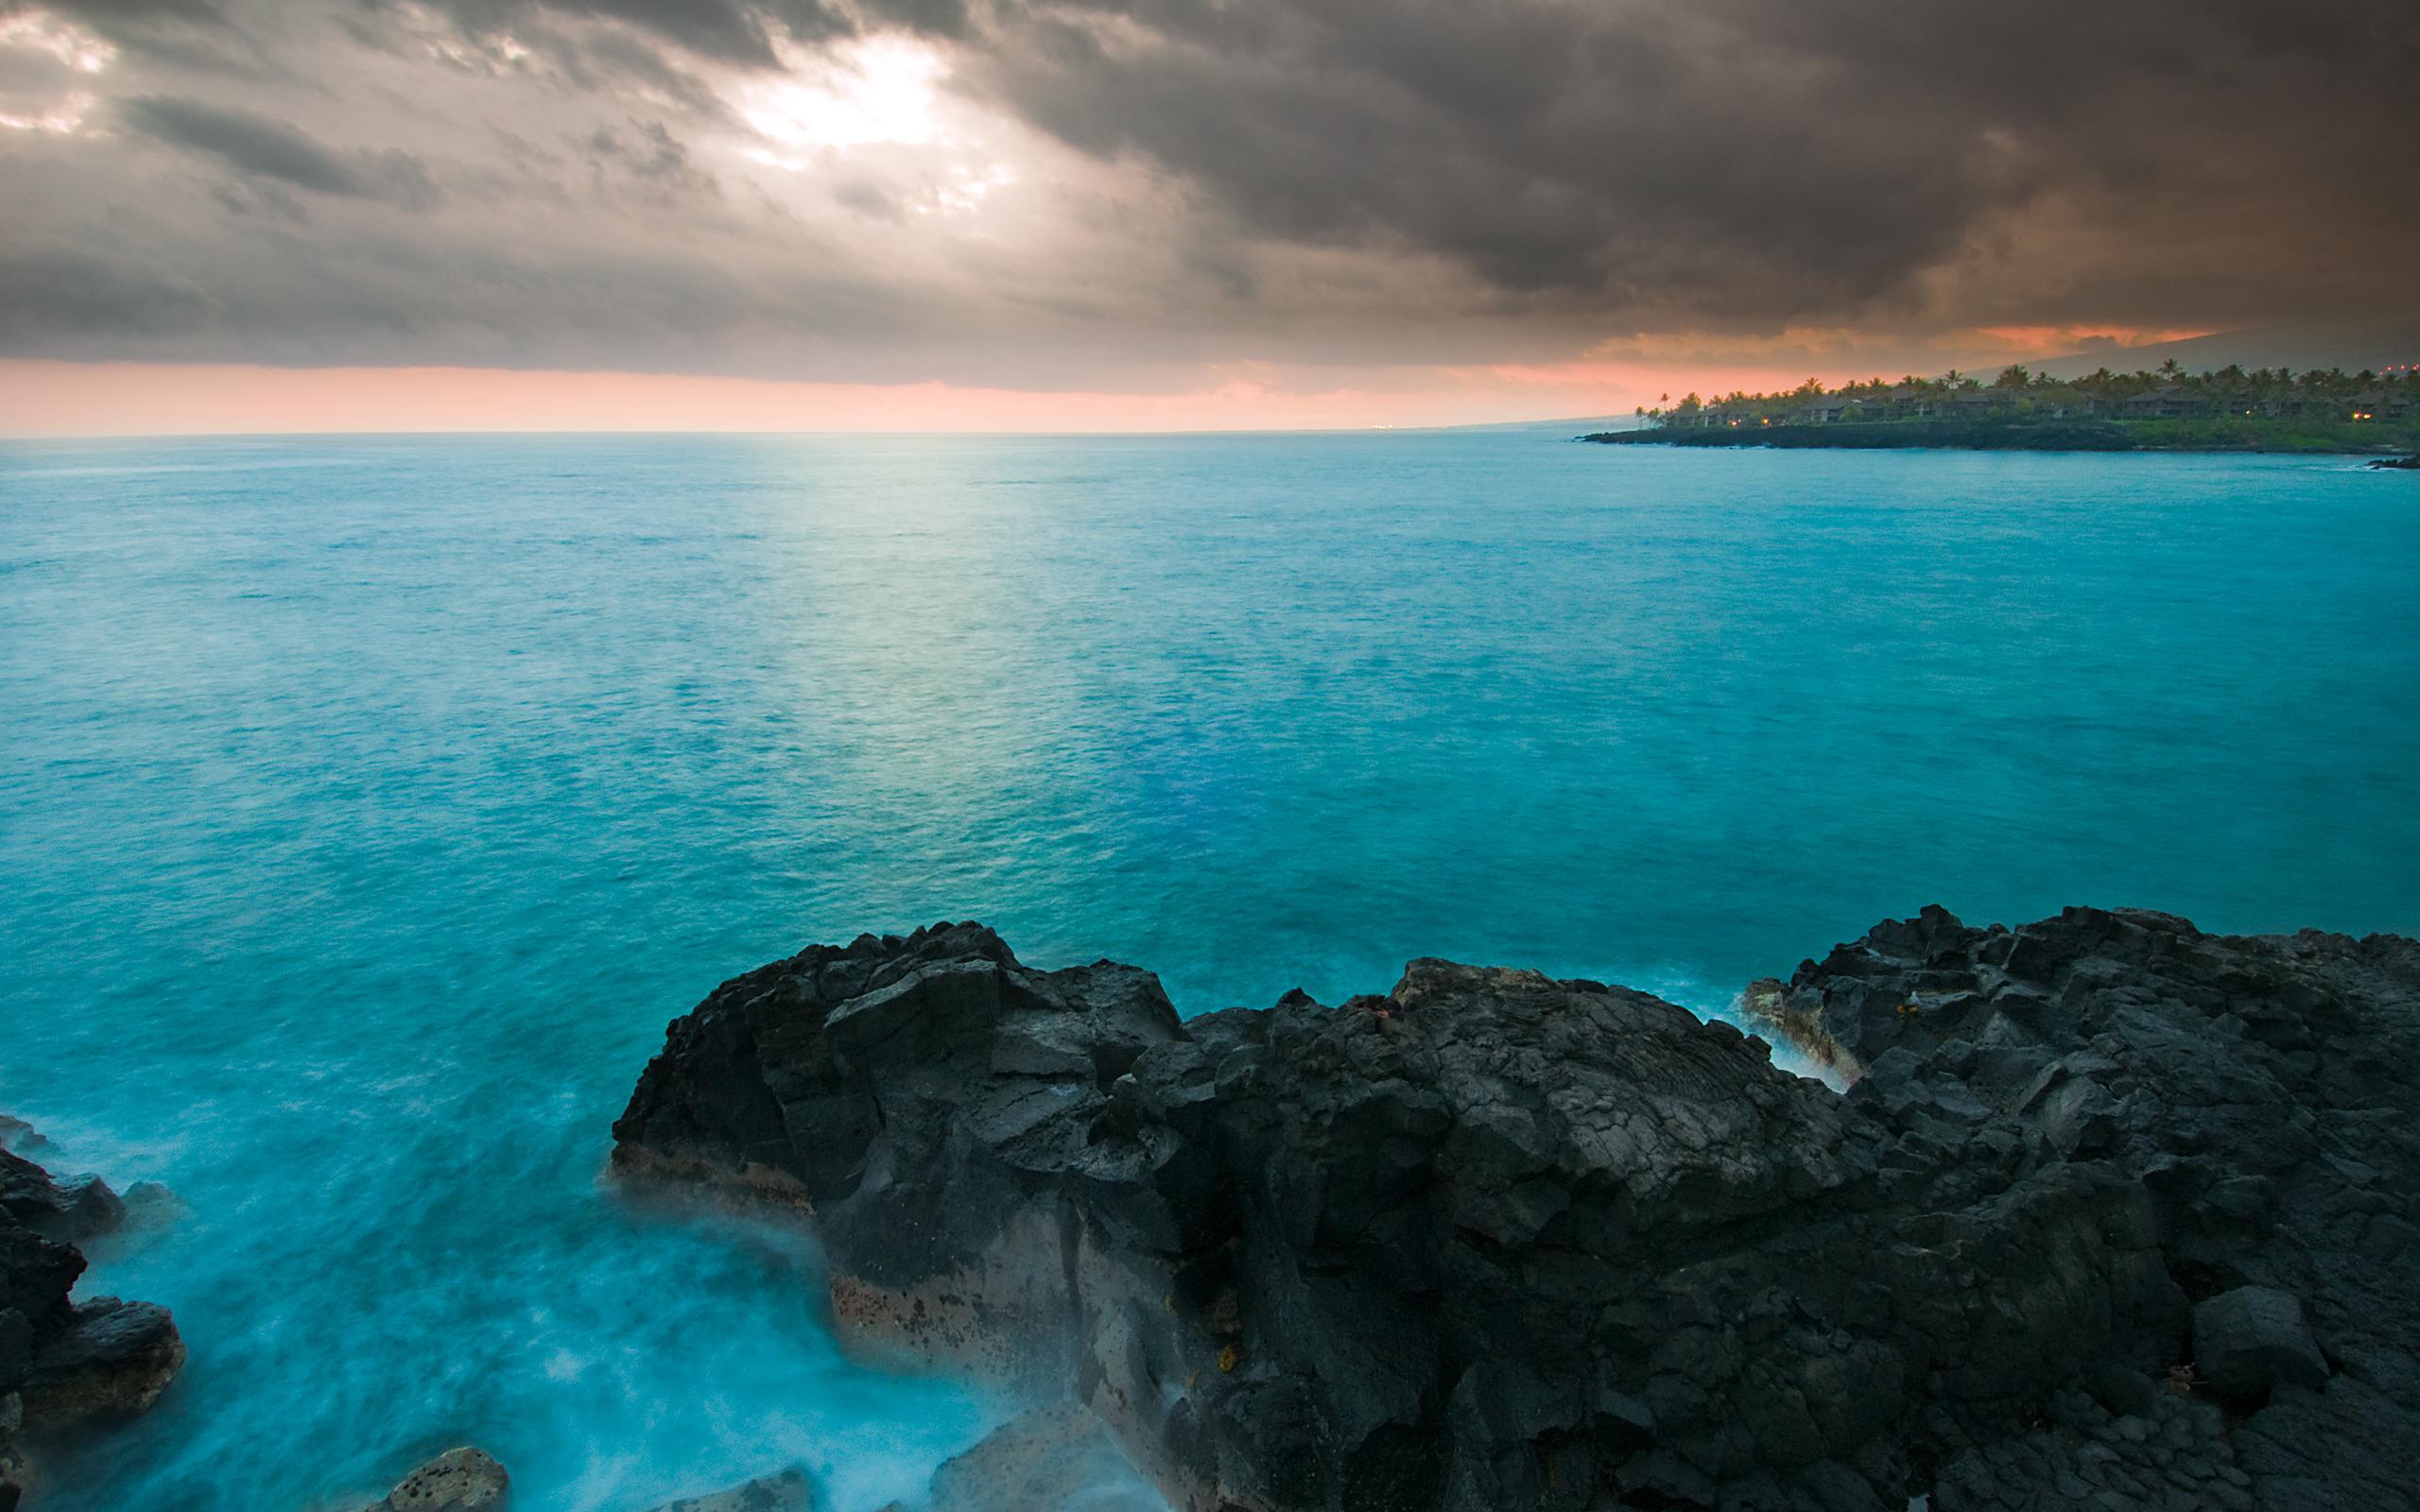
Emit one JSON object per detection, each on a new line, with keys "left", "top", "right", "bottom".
{"left": 2123, "top": 384, "right": 2206, "bottom": 420}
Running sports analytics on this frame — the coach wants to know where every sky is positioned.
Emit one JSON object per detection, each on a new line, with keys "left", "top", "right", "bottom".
{"left": 3, "top": 0, "right": 2416, "bottom": 432}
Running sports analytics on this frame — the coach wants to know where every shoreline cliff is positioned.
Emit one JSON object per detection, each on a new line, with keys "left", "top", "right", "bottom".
{"left": 612, "top": 908, "right": 2419, "bottom": 1512}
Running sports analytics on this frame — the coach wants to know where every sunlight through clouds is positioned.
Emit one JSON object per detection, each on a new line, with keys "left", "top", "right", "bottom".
{"left": 0, "top": 9, "right": 113, "bottom": 73}
{"left": 0, "top": 9, "right": 113, "bottom": 132}
{"left": 742, "top": 33, "right": 953, "bottom": 152}
{"left": 732, "top": 32, "right": 1025, "bottom": 218}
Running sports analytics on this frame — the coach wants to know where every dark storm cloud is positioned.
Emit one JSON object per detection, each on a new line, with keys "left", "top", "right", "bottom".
{"left": 429, "top": 0, "right": 849, "bottom": 65}
{"left": 5, "top": 0, "right": 2414, "bottom": 377}
{"left": 954, "top": 0, "right": 2420, "bottom": 328}
{"left": 22, "top": 0, "right": 219, "bottom": 21}
{"left": 121, "top": 96, "right": 441, "bottom": 207}
{"left": 123, "top": 95, "right": 360, "bottom": 193}
{"left": 427, "top": 0, "right": 967, "bottom": 57}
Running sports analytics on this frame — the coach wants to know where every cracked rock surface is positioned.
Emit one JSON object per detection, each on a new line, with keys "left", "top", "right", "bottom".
{"left": 612, "top": 908, "right": 2418, "bottom": 1512}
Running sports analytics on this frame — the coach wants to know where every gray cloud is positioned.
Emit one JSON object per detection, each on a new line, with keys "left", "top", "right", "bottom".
{"left": 428, "top": 0, "right": 849, "bottom": 65}
{"left": 121, "top": 95, "right": 441, "bottom": 206}
{"left": 26, "top": 0, "right": 218, "bottom": 21}
{"left": 3, "top": 0, "right": 2413, "bottom": 381}
{"left": 956, "top": 0, "right": 2420, "bottom": 329}
{"left": 126, "top": 95, "right": 354, "bottom": 193}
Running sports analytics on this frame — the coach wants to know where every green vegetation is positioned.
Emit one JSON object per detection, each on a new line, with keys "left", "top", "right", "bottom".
{"left": 1588, "top": 362, "right": 2420, "bottom": 453}
{"left": 2115, "top": 417, "right": 2408, "bottom": 452}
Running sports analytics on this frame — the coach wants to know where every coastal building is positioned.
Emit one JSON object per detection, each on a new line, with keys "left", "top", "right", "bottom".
{"left": 2124, "top": 384, "right": 2207, "bottom": 420}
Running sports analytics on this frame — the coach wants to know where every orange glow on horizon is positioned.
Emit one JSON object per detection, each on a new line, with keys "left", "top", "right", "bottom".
{"left": 1975, "top": 324, "right": 2218, "bottom": 354}
{"left": 0, "top": 358, "right": 1910, "bottom": 438}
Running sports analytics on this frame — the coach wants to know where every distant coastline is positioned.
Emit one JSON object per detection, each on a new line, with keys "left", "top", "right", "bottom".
{"left": 1586, "top": 362, "right": 2419, "bottom": 454}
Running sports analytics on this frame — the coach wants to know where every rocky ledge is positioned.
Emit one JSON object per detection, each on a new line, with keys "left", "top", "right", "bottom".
{"left": 612, "top": 909, "right": 2419, "bottom": 1512}
{"left": 1, "top": 1132, "right": 188, "bottom": 1510}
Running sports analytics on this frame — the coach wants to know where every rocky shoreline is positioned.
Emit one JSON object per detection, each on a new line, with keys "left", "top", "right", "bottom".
{"left": 613, "top": 907, "right": 2420, "bottom": 1512}
{"left": 0, "top": 1125, "right": 188, "bottom": 1511}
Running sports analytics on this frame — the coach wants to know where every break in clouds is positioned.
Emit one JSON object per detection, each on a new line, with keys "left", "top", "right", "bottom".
{"left": 3, "top": 0, "right": 2414, "bottom": 382}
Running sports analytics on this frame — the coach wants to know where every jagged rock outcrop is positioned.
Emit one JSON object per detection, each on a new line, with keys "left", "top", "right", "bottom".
{"left": 1, "top": 1135, "right": 188, "bottom": 1508}
{"left": 0, "top": 1150, "right": 124, "bottom": 1247}
{"left": 1751, "top": 904, "right": 2420, "bottom": 1509}
{"left": 612, "top": 911, "right": 2419, "bottom": 1512}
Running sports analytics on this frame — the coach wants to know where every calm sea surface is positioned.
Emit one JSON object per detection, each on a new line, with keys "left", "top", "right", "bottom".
{"left": 4, "top": 432, "right": 2416, "bottom": 1509}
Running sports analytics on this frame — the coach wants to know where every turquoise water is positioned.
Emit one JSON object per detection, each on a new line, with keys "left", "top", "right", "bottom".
{"left": 4, "top": 433, "right": 2415, "bottom": 1510}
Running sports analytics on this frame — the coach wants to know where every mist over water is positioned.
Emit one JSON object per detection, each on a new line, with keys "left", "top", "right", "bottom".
{"left": 4, "top": 433, "right": 2415, "bottom": 1509}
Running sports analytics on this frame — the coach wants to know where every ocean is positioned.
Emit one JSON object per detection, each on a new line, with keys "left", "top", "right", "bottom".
{"left": 4, "top": 431, "right": 2415, "bottom": 1509}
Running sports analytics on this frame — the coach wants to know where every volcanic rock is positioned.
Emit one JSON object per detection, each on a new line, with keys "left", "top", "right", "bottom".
{"left": 20, "top": 1297, "right": 186, "bottom": 1427}
{"left": 2192, "top": 1286, "right": 2329, "bottom": 1402}
{"left": 927, "top": 1403, "right": 1167, "bottom": 1512}
{"left": 0, "top": 1148, "right": 125, "bottom": 1246}
{"left": 613, "top": 911, "right": 2420, "bottom": 1512}
{"left": 1, "top": 1127, "right": 187, "bottom": 1505}
{"left": 632, "top": 1467, "right": 811, "bottom": 1512}
{"left": 373, "top": 1446, "right": 510, "bottom": 1511}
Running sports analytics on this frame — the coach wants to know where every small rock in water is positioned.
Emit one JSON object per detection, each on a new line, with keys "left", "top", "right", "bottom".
{"left": 373, "top": 1447, "right": 510, "bottom": 1511}
{"left": 634, "top": 1467, "right": 811, "bottom": 1512}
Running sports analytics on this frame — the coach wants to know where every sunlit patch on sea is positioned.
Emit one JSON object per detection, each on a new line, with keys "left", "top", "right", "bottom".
{"left": 4, "top": 432, "right": 2414, "bottom": 1508}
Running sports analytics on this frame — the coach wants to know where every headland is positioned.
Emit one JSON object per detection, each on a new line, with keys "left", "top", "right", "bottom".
{"left": 611, "top": 907, "right": 2420, "bottom": 1512}
{"left": 1584, "top": 364, "right": 2419, "bottom": 455}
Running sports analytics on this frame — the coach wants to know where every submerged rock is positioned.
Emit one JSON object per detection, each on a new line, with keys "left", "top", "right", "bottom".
{"left": 613, "top": 912, "right": 2420, "bottom": 1511}
{"left": 632, "top": 1467, "right": 811, "bottom": 1512}
{"left": 373, "top": 1446, "right": 510, "bottom": 1511}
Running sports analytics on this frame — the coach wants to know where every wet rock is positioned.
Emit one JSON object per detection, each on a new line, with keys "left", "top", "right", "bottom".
{"left": 1, "top": 1130, "right": 185, "bottom": 1507}
{"left": 20, "top": 1297, "right": 186, "bottom": 1427}
{"left": 631, "top": 1467, "right": 810, "bottom": 1511}
{"left": 0, "top": 1393, "right": 21, "bottom": 1512}
{"left": 928, "top": 1403, "right": 1167, "bottom": 1512}
{"left": 372, "top": 1446, "right": 510, "bottom": 1511}
{"left": 0, "top": 1149, "right": 124, "bottom": 1246}
{"left": 614, "top": 911, "right": 2419, "bottom": 1512}
{"left": 2192, "top": 1287, "right": 2328, "bottom": 1402}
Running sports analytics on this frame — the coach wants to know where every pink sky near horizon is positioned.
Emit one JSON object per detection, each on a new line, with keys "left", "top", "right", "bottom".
{"left": 0, "top": 358, "right": 1874, "bottom": 438}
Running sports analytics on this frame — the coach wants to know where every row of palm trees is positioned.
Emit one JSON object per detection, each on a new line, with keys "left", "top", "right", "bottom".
{"left": 1644, "top": 361, "right": 2414, "bottom": 427}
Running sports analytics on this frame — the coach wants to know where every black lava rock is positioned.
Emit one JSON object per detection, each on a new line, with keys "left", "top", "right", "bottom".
{"left": 2192, "top": 1287, "right": 2329, "bottom": 1404}
{"left": 0, "top": 1129, "right": 187, "bottom": 1503}
{"left": 0, "top": 1149, "right": 125, "bottom": 1246}
{"left": 612, "top": 910, "right": 2420, "bottom": 1512}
